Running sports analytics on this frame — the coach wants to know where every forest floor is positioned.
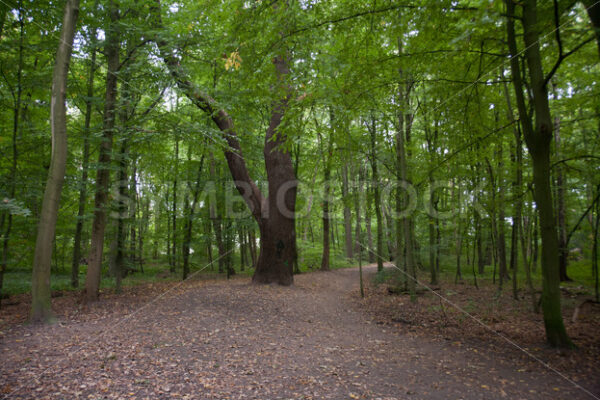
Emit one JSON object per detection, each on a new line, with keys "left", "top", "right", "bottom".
{"left": 0, "top": 265, "right": 599, "bottom": 400}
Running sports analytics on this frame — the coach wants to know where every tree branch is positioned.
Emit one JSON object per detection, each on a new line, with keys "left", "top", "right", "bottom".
{"left": 148, "top": 0, "right": 264, "bottom": 220}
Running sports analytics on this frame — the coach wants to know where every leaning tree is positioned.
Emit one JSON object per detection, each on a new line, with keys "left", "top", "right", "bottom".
{"left": 149, "top": 0, "right": 297, "bottom": 285}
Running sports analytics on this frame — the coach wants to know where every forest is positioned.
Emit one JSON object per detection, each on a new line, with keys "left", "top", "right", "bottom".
{"left": 1, "top": 0, "right": 600, "bottom": 398}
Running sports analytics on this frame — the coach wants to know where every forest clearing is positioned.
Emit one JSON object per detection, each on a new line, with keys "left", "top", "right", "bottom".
{"left": 1, "top": 0, "right": 600, "bottom": 398}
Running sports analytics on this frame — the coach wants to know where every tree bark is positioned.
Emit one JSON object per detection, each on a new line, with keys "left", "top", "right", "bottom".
{"left": 84, "top": 0, "right": 120, "bottom": 302}
{"left": 496, "top": 141, "right": 510, "bottom": 286}
{"left": 71, "top": 28, "right": 97, "bottom": 289}
{"left": 368, "top": 115, "right": 384, "bottom": 271}
{"left": 171, "top": 135, "right": 179, "bottom": 272}
{"left": 342, "top": 163, "right": 353, "bottom": 259}
{"left": 366, "top": 182, "right": 374, "bottom": 263}
{"left": 582, "top": 0, "right": 600, "bottom": 57}
{"left": 506, "top": 0, "right": 572, "bottom": 347}
{"left": 318, "top": 111, "right": 335, "bottom": 271}
{"left": 30, "top": 0, "right": 79, "bottom": 321}
{"left": 208, "top": 154, "right": 225, "bottom": 274}
{"left": 130, "top": 160, "right": 138, "bottom": 268}
{"left": 425, "top": 120, "right": 439, "bottom": 284}
{"left": 396, "top": 76, "right": 416, "bottom": 296}
{"left": 151, "top": 0, "right": 295, "bottom": 285}
{"left": 353, "top": 166, "right": 363, "bottom": 259}
{"left": 166, "top": 187, "right": 172, "bottom": 267}
{"left": 114, "top": 139, "right": 128, "bottom": 293}
{"left": 553, "top": 114, "right": 570, "bottom": 281}
{"left": 182, "top": 154, "right": 205, "bottom": 280}
{"left": 593, "top": 193, "right": 599, "bottom": 302}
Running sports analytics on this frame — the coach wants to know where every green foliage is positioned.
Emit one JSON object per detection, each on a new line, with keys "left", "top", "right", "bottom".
{"left": 0, "top": 198, "right": 30, "bottom": 217}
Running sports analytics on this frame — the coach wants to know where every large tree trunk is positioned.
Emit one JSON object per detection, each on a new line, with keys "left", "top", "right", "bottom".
{"left": 252, "top": 54, "right": 297, "bottom": 284}
{"left": 84, "top": 0, "right": 120, "bottom": 302}
{"left": 151, "top": 1, "right": 295, "bottom": 285}
{"left": 506, "top": 0, "right": 572, "bottom": 347}
{"left": 30, "top": 0, "right": 79, "bottom": 321}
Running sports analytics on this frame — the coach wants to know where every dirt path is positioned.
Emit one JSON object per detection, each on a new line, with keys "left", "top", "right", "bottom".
{"left": 1, "top": 266, "right": 598, "bottom": 399}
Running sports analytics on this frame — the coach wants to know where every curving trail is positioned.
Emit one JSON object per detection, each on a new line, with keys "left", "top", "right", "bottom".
{"left": 1, "top": 266, "right": 597, "bottom": 399}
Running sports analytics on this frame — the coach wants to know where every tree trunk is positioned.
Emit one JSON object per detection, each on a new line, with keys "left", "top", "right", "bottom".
{"left": 182, "top": 153, "right": 204, "bottom": 280}
{"left": 510, "top": 133, "right": 522, "bottom": 300}
{"left": 583, "top": 0, "right": 600, "bottom": 57}
{"left": 71, "top": 27, "right": 97, "bottom": 288}
{"left": 353, "top": 166, "right": 363, "bottom": 259}
{"left": 130, "top": 161, "right": 138, "bottom": 268}
{"left": 252, "top": 53, "right": 297, "bottom": 284}
{"left": 30, "top": 0, "right": 79, "bottom": 321}
{"left": 475, "top": 165, "right": 485, "bottom": 275}
{"left": 366, "top": 183, "right": 374, "bottom": 263}
{"left": 396, "top": 76, "right": 416, "bottom": 295}
{"left": 240, "top": 227, "right": 247, "bottom": 272}
{"left": 114, "top": 139, "right": 128, "bottom": 293}
{"left": 84, "top": 0, "right": 119, "bottom": 302}
{"left": 166, "top": 187, "right": 172, "bottom": 267}
{"left": 248, "top": 228, "right": 257, "bottom": 268}
{"left": 113, "top": 49, "right": 136, "bottom": 291}
{"left": 504, "top": 78, "right": 523, "bottom": 300}
{"left": 496, "top": 141, "right": 510, "bottom": 286}
{"left": 425, "top": 120, "right": 439, "bottom": 284}
{"left": 368, "top": 115, "right": 383, "bottom": 271}
{"left": 553, "top": 114, "right": 570, "bottom": 281}
{"left": 139, "top": 196, "right": 148, "bottom": 273}
{"left": 593, "top": 194, "right": 599, "bottom": 302}
{"left": 0, "top": 8, "right": 24, "bottom": 309}
{"left": 454, "top": 184, "right": 463, "bottom": 283}
{"left": 342, "top": 163, "right": 353, "bottom": 259}
{"left": 533, "top": 209, "right": 539, "bottom": 270}
{"left": 205, "top": 220, "right": 213, "bottom": 270}
{"left": 151, "top": 1, "right": 295, "bottom": 285}
{"left": 318, "top": 111, "right": 335, "bottom": 271}
{"left": 506, "top": 0, "right": 572, "bottom": 347}
{"left": 171, "top": 135, "right": 179, "bottom": 272}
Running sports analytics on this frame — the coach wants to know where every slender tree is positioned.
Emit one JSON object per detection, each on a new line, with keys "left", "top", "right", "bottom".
{"left": 71, "top": 26, "right": 97, "bottom": 288}
{"left": 505, "top": 0, "right": 572, "bottom": 347}
{"left": 85, "top": 0, "right": 120, "bottom": 302}
{"left": 30, "top": 0, "right": 79, "bottom": 321}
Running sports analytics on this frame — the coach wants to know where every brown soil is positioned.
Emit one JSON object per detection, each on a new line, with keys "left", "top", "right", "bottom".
{"left": 1, "top": 265, "right": 598, "bottom": 399}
